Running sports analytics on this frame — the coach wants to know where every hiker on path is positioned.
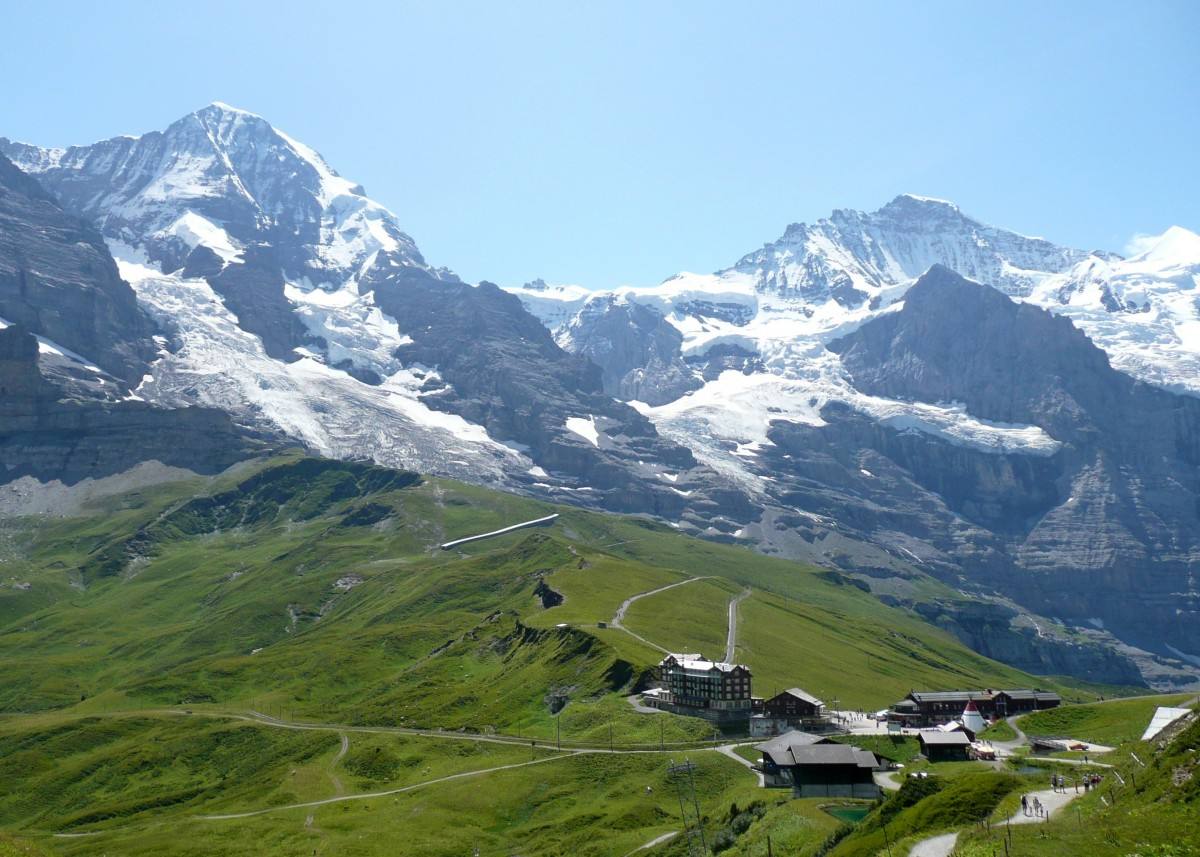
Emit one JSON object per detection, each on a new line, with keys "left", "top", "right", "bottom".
{"left": 1021, "top": 794, "right": 1029, "bottom": 815}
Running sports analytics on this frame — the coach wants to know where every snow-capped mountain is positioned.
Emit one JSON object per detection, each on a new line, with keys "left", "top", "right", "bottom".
{"left": 4, "top": 106, "right": 1199, "bottom": 687}
{"left": 0, "top": 106, "right": 707, "bottom": 513}
{"left": 1, "top": 102, "right": 425, "bottom": 285}
{"left": 507, "top": 198, "right": 1200, "bottom": 686}
{"left": 731, "top": 193, "right": 1106, "bottom": 301}
{"left": 510, "top": 196, "right": 1200, "bottom": 474}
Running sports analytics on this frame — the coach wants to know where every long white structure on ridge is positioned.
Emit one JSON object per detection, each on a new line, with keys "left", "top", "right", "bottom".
{"left": 439, "top": 513, "right": 560, "bottom": 550}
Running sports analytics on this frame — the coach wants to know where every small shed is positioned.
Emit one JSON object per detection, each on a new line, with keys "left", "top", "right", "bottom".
{"left": 918, "top": 730, "right": 972, "bottom": 762}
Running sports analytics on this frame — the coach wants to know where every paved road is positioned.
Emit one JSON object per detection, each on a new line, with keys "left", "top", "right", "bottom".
{"left": 723, "top": 589, "right": 750, "bottom": 664}
{"left": 909, "top": 831, "right": 958, "bottom": 857}
{"left": 908, "top": 784, "right": 1083, "bottom": 854}
{"left": 990, "top": 715, "right": 1028, "bottom": 757}
{"left": 611, "top": 576, "right": 713, "bottom": 654}
{"left": 715, "top": 742, "right": 764, "bottom": 786}
{"left": 873, "top": 770, "right": 901, "bottom": 792}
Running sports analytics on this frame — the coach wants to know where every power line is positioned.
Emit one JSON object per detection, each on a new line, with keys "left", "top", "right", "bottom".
{"left": 667, "top": 759, "right": 707, "bottom": 857}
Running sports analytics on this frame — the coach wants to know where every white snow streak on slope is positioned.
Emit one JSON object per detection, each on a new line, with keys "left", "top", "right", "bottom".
{"left": 564, "top": 416, "right": 600, "bottom": 447}
{"left": 113, "top": 247, "right": 522, "bottom": 479}
{"left": 158, "top": 211, "right": 243, "bottom": 264}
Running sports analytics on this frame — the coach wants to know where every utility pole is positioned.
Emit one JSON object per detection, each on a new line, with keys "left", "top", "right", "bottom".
{"left": 668, "top": 759, "right": 707, "bottom": 857}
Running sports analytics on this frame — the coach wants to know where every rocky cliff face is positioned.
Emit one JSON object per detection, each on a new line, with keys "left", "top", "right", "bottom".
{"left": 0, "top": 153, "right": 156, "bottom": 384}
{"left": 359, "top": 262, "right": 714, "bottom": 516}
{"left": 0, "top": 325, "right": 259, "bottom": 484}
{"left": 823, "top": 267, "right": 1200, "bottom": 664}
{"left": 0, "top": 154, "right": 262, "bottom": 485}
{"left": 557, "top": 295, "right": 701, "bottom": 406}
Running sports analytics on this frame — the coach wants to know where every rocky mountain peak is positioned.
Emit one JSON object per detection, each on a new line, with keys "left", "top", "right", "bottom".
{"left": 729, "top": 195, "right": 1100, "bottom": 302}
{"left": 0, "top": 105, "right": 424, "bottom": 289}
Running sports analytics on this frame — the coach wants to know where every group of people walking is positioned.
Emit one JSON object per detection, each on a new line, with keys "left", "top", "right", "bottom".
{"left": 1020, "top": 793, "right": 1046, "bottom": 818}
{"left": 1022, "top": 768, "right": 1105, "bottom": 819}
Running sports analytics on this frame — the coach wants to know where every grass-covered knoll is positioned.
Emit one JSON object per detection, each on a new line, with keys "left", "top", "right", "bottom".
{"left": 833, "top": 734, "right": 921, "bottom": 763}
{"left": 732, "top": 590, "right": 1050, "bottom": 710}
{"left": 1020, "top": 694, "right": 1194, "bottom": 746}
{"left": 956, "top": 705, "right": 1200, "bottom": 856}
{"left": 979, "top": 718, "right": 1017, "bottom": 741}
{"left": 0, "top": 453, "right": 1085, "bottom": 729}
{"left": 827, "top": 772, "right": 1023, "bottom": 857}
{"left": 621, "top": 576, "right": 740, "bottom": 656}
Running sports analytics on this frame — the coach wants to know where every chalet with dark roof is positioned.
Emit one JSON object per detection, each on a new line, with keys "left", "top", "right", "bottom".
{"left": 755, "top": 731, "right": 880, "bottom": 797}
{"left": 890, "top": 689, "right": 1061, "bottom": 727}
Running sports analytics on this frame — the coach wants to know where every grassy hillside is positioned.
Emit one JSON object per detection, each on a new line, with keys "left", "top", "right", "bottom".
{"left": 0, "top": 453, "right": 1119, "bottom": 853}
{"left": 1020, "top": 694, "right": 1194, "bottom": 745}
{"left": 955, "top": 703, "right": 1200, "bottom": 856}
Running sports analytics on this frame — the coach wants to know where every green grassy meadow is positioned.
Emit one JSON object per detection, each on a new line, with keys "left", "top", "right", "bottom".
{"left": 0, "top": 454, "right": 1139, "bottom": 854}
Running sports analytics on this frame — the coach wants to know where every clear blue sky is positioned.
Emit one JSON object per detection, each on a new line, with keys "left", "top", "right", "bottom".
{"left": 4, "top": 1, "right": 1197, "bottom": 288}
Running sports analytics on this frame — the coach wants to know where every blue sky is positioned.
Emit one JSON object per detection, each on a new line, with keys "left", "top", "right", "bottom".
{"left": 4, "top": 1, "right": 1197, "bottom": 288}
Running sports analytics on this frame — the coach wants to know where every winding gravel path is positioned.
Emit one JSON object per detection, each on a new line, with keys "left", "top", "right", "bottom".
{"left": 909, "top": 831, "right": 958, "bottom": 857}
{"left": 201, "top": 753, "right": 570, "bottom": 820}
{"left": 715, "top": 742, "right": 764, "bottom": 786}
{"left": 1007, "top": 787, "right": 1080, "bottom": 825}
{"left": 611, "top": 576, "right": 713, "bottom": 653}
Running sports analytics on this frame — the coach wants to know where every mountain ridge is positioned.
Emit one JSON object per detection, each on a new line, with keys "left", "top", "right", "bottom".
{"left": 3, "top": 106, "right": 1198, "bottom": 689}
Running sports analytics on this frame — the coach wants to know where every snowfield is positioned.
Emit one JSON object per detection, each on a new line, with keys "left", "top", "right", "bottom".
{"left": 114, "top": 248, "right": 525, "bottom": 483}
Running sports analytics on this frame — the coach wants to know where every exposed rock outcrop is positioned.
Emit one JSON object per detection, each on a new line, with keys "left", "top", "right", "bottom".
{"left": 818, "top": 266, "right": 1200, "bottom": 662}
{"left": 558, "top": 295, "right": 701, "bottom": 405}
{"left": 0, "top": 326, "right": 260, "bottom": 485}
{"left": 0, "top": 153, "right": 156, "bottom": 383}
